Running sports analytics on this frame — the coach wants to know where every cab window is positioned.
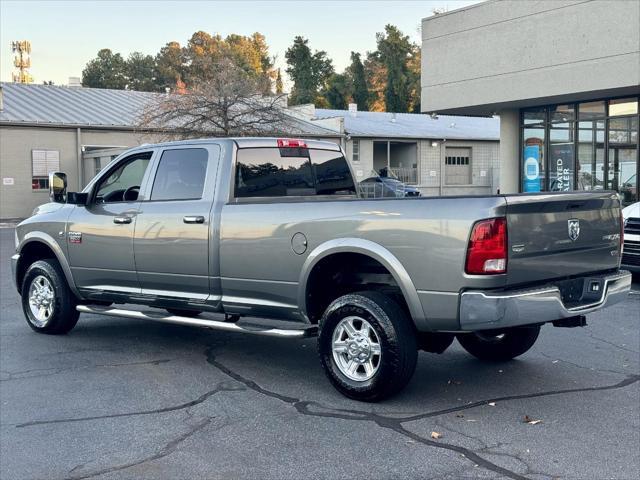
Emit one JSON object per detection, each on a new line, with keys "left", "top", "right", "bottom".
{"left": 95, "top": 152, "right": 152, "bottom": 203}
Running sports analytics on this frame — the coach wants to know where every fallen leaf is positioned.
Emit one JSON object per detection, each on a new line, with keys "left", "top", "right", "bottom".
{"left": 455, "top": 413, "right": 464, "bottom": 418}
{"left": 552, "top": 360, "right": 559, "bottom": 364}
{"left": 447, "top": 380, "right": 462, "bottom": 385}
{"left": 488, "top": 402, "right": 496, "bottom": 407}
{"left": 524, "top": 415, "right": 542, "bottom": 425}
{"left": 431, "top": 431, "right": 442, "bottom": 439}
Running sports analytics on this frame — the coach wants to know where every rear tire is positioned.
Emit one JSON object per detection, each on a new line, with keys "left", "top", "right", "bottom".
{"left": 21, "top": 259, "right": 79, "bottom": 335}
{"left": 456, "top": 326, "right": 541, "bottom": 361}
{"left": 318, "top": 291, "right": 418, "bottom": 402}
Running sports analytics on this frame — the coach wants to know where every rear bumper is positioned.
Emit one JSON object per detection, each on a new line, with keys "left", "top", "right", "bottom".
{"left": 11, "top": 253, "right": 20, "bottom": 291}
{"left": 459, "top": 270, "right": 632, "bottom": 331}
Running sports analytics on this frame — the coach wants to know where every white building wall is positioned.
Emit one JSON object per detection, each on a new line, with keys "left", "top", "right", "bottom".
{"left": 421, "top": 0, "right": 640, "bottom": 114}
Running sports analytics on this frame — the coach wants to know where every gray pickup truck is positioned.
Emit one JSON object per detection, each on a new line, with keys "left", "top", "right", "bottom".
{"left": 11, "top": 138, "right": 631, "bottom": 401}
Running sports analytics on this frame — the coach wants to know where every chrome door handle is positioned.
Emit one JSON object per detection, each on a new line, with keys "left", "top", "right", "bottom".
{"left": 183, "top": 215, "right": 205, "bottom": 224}
{"left": 113, "top": 216, "right": 132, "bottom": 224}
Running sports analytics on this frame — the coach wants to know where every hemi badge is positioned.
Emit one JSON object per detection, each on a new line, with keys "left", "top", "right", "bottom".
{"left": 68, "top": 231, "right": 82, "bottom": 244}
{"left": 512, "top": 244, "right": 525, "bottom": 253}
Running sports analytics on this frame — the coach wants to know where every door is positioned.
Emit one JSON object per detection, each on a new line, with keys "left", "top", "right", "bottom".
{"left": 133, "top": 145, "right": 220, "bottom": 302}
{"left": 67, "top": 151, "right": 155, "bottom": 294}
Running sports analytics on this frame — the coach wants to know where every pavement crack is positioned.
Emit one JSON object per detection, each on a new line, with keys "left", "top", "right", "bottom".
{"left": 1, "top": 358, "right": 177, "bottom": 382}
{"left": 205, "top": 346, "right": 530, "bottom": 480}
{"left": 15, "top": 381, "right": 243, "bottom": 428}
{"left": 65, "top": 417, "right": 211, "bottom": 480}
{"left": 397, "top": 374, "right": 640, "bottom": 422}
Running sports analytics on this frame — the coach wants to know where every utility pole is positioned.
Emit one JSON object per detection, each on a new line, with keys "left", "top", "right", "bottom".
{"left": 12, "top": 40, "right": 33, "bottom": 84}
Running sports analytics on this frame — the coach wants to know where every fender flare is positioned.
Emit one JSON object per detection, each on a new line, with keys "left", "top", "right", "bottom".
{"left": 18, "top": 232, "right": 81, "bottom": 297}
{"left": 297, "top": 238, "right": 428, "bottom": 330}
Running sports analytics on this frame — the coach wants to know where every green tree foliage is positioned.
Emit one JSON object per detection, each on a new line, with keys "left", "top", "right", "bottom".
{"left": 285, "top": 36, "right": 333, "bottom": 105}
{"left": 82, "top": 49, "right": 127, "bottom": 89}
{"left": 322, "top": 73, "right": 351, "bottom": 109}
{"left": 348, "top": 52, "right": 369, "bottom": 111}
{"left": 125, "top": 52, "right": 156, "bottom": 91}
{"left": 376, "top": 24, "right": 414, "bottom": 113}
{"left": 275, "top": 68, "right": 283, "bottom": 94}
{"left": 154, "top": 41, "right": 184, "bottom": 91}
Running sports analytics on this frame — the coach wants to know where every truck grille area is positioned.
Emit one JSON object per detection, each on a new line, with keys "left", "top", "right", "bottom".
{"left": 622, "top": 239, "right": 640, "bottom": 267}
{"left": 624, "top": 217, "right": 640, "bottom": 236}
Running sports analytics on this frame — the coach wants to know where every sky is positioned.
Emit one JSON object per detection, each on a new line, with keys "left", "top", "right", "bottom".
{"left": 1, "top": 0, "right": 480, "bottom": 87}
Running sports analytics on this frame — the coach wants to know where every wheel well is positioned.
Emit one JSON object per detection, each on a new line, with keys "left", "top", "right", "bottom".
{"left": 305, "top": 252, "right": 410, "bottom": 323}
{"left": 16, "top": 241, "right": 57, "bottom": 291}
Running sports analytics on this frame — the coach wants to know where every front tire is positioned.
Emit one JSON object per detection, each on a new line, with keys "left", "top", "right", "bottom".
{"left": 318, "top": 291, "right": 418, "bottom": 402}
{"left": 21, "top": 259, "right": 79, "bottom": 335}
{"left": 456, "top": 326, "right": 541, "bottom": 361}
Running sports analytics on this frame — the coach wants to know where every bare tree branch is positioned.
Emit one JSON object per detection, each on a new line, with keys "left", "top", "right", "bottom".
{"left": 137, "top": 57, "right": 301, "bottom": 139}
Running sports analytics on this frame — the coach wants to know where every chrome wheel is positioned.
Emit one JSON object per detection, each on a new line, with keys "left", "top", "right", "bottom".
{"left": 28, "top": 275, "right": 55, "bottom": 327}
{"left": 332, "top": 316, "right": 381, "bottom": 382}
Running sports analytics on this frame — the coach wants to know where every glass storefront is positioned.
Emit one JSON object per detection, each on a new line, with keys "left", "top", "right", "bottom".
{"left": 520, "top": 96, "right": 639, "bottom": 206}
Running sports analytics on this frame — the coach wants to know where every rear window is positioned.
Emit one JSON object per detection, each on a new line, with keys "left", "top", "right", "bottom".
{"left": 234, "top": 148, "right": 355, "bottom": 198}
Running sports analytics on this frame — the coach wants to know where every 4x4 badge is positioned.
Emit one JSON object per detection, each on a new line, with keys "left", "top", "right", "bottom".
{"left": 568, "top": 219, "right": 580, "bottom": 241}
{"left": 68, "top": 231, "right": 82, "bottom": 244}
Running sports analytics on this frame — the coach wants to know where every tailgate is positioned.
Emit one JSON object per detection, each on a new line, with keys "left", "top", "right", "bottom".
{"left": 505, "top": 192, "right": 622, "bottom": 285}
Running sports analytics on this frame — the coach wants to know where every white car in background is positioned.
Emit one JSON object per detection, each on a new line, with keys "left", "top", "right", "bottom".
{"left": 622, "top": 202, "right": 640, "bottom": 273}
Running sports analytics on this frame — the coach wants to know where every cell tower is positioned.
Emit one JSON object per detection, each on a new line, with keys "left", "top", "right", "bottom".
{"left": 12, "top": 40, "right": 34, "bottom": 84}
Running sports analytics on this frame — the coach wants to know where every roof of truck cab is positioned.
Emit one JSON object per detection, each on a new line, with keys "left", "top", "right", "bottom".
{"left": 120, "top": 137, "right": 342, "bottom": 152}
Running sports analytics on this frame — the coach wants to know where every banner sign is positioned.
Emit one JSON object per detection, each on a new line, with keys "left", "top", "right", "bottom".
{"left": 523, "top": 145, "right": 541, "bottom": 192}
{"left": 550, "top": 144, "right": 573, "bottom": 191}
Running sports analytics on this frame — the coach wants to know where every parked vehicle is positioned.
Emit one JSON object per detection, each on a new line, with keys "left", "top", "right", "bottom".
{"left": 359, "top": 176, "right": 421, "bottom": 198}
{"left": 11, "top": 138, "right": 631, "bottom": 401}
{"left": 622, "top": 201, "right": 640, "bottom": 273}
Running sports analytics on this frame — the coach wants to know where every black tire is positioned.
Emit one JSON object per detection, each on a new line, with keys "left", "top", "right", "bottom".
{"left": 318, "top": 291, "right": 418, "bottom": 402}
{"left": 456, "top": 326, "right": 541, "bottom": 361}
{"left": 166, "top": 308, "right": 202, "bottom": 317}
{"left": 21, "top": 259, "right": 79, "bottom": 335}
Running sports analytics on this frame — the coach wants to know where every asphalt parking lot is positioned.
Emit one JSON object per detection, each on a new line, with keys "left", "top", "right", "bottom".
{"left": 0, "top": 226, "right": 638, "bottom": 480}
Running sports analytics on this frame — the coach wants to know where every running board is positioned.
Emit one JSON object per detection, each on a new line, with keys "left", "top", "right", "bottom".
{"left": 76, "top": 305, "right": 317, "bottom": 338}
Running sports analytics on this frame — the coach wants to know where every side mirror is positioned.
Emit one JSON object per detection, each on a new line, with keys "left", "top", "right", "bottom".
{"left": 49, "top": 172, "right": 67, "bottom": 203}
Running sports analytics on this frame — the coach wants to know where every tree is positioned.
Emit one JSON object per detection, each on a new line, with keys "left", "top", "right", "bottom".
{"left": 275, "top": 68, "right": 283, "bottom": 94}
{"left": 82, "top": 49, "right": 127, "bottom": 89}
{"left": 139, "top": 57, "right": 291, "bottom": 138}
{"left": 285, "top": 36, "right": 333, "bottom": 105}
{"left": 154, "top": 41, "right": 184, "bottom": 91}
{"left": 322, "top": 73, "right": 351, "bottom": 109}
{"left": 407, "top": 47, "right": 421, "bottom": 113}
{"left": 348, "top": 52, "right": 369, "bottom": 111}
{"left": 364, "top": 51, "right": 386, "bottom": 112}
{"left": 376, "top": 25, "right": 414, "bottom": 113}
{"left": 125, "top": 52, "right": 156, "bottom": 91}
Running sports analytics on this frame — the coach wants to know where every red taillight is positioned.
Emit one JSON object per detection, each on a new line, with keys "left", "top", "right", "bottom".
{"left": 465, "top": 217, "right": 508, "bottom": 275}
{"left": 277, "top": 138, "right": 307, "bottom": 148}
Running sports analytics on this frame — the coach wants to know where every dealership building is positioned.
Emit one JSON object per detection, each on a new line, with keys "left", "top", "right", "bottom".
{"left": 421, "top": 0, "right": 640, "bottom": 206}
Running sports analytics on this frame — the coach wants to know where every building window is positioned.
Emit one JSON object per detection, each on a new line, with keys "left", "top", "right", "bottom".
{"left": 445, "top": 147, "right": 471, "bottom": 185}
{"left": 520, "top": 96, "right": 639, "bottom": 205}
{"left": 31, "top": 149, "right": 60, "bottom": 190}
{"left": 352, "top": 139, "right": 360, "bottom": 162}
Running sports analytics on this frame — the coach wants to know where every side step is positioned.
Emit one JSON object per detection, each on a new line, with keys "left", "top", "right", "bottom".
{"left": 76, "top": 305, "right": 318, "bottom": 338}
